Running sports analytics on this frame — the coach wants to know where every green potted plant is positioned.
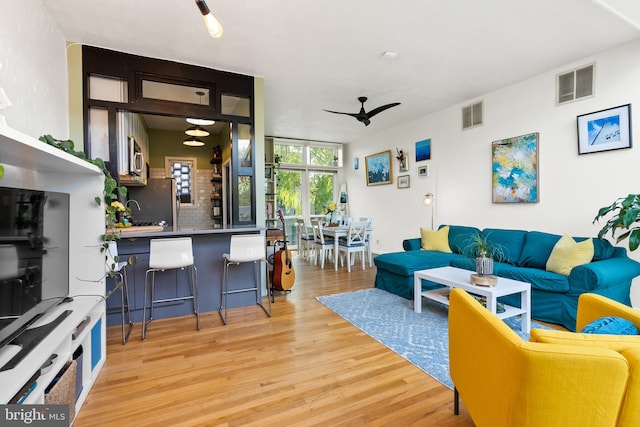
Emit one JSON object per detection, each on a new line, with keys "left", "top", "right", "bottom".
{"left": 463, "top": 233, "right": 505, "bottom": 277}
{"left": 593, "top": 194, "right": 640, "bottom": 251}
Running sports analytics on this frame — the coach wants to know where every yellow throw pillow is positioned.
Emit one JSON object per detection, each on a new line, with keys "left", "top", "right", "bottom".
{"left": 546, "top": 234, "right": 594, "bottom": 276}
{"left": 420, "top": 225, "right": 452, "bottom": 253}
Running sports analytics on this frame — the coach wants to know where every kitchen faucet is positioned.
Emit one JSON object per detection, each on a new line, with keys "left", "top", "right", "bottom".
{"left": 126, "top": 199, "right": 141, "bottom": 210}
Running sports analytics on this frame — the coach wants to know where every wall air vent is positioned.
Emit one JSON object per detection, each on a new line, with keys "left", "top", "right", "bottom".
{"left": 462, "top": 101, "right": 483, "bottom": 130}
{"left": 557, "top": 64, "right": 594, "bottom": 104}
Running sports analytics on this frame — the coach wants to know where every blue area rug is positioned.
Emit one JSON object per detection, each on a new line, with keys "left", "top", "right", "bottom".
{"left": 317, "top": 288, "right": 549, "bottom": 389}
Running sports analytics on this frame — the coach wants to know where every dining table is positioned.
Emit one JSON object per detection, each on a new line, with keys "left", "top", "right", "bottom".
{"left": 321, "top": 224, "right": 373, "bottom": 271}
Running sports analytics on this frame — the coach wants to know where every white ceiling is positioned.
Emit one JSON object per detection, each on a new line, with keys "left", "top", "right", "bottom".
{"left": 41, "top": 0, "right": 640, "bottom": 144}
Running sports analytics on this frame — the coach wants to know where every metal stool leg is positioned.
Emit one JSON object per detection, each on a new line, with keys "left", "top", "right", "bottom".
{"left": 118, "top": 268, "right": 134, "bottom": 345}
{"left": 219, "top": 260, "right": 229, "bottom": 325}
{"left": 255, "top": 260, "right": 271, "bottom": 317}
{"left": 190, "top": 265, "right": 200, "bottom": 330}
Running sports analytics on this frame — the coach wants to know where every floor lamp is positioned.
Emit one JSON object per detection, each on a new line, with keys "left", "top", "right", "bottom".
{"left": 423, "top": 193, "right": 435, "bottom": 230}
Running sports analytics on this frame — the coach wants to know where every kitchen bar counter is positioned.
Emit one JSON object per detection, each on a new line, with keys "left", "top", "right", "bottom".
{"left": 105, "top": 226, "right": 266, "bottom": 328}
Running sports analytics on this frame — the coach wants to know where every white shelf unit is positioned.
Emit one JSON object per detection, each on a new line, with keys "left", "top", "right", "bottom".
{"left": 0, "top": 125, "right": 106, "bottom": 416}
{"left": 423, "top": 288, "right": 527, "bottom": 320}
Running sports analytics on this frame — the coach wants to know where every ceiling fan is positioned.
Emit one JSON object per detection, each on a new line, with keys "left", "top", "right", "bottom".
{"left": 324, "top": 96, "right": 401, "bottom": 126}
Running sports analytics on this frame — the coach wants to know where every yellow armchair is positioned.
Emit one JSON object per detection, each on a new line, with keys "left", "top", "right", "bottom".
{"left": 448, "top": 288, "right": 635, "bottom": 427}
{"left": 530, "top": 293, "right": 640, "bottom": 427}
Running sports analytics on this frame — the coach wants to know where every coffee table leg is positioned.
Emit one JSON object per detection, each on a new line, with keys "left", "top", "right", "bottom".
{"left": 486, "top": 295, "right": 496, "bottom": 314}
{"left": 414, "top": 275, "right": 422, "bottom": 313}
{"left": 521, "top": 288, "right": 531, "bottom": 333}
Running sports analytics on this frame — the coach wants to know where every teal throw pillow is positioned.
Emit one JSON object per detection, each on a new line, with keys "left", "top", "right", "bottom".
{"left": 580, "top": 316, "right": 639, "bottom": 335}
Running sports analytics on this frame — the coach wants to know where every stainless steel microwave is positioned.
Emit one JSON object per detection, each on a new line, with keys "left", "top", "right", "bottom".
{"left": 128, "top": 136, "right": 144, "bottom": 176}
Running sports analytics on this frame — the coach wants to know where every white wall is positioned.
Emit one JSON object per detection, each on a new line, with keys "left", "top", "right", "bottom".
{"left": 0, "top": 0, "right": 69, "bottom": 139}
{"left": 344, "top": 39, "right": 640, "bottom": 305}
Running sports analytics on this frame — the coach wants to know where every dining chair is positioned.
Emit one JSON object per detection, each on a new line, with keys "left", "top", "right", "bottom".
{"left": 338, "top": 221, "right": 367, "bottom": 272}
{"left": 296, "top": 219, "right": 314, "bottom": 260}
{"left": 311, "top": 219, "right": 334, "bottom": 269}
{"left": 359, "top": 217, "right": 374, "bottom": 267}
{"left": 142, "top": 237, "right": 200, "bottom": 340}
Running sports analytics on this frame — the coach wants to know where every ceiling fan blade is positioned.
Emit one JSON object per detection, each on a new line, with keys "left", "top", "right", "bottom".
{"left": 366, "top": 102, "right": 401, "bottom": 119}
{"left": 323, "top": 109, "right": 359, "bottom": 118}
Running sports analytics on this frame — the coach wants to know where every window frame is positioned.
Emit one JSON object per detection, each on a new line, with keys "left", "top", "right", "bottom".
{"left": 165, "top": 156, "right": 198, "bottom": 207}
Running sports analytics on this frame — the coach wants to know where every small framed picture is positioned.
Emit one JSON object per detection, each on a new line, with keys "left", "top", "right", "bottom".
{"left": 265, "top": 166, "right": 273, "bottom": 179}
{"left": 415, "top": 138, "right": 431, "bottom": 161}
{"left": 397, "top": 175, "right": 410, "bottom": 189}
{"left": 354, "top": 157, "right": 359, "bottom": 170}
{"left": 577, "top": 104, "right": 632, "bottom": 155}
{"left": 418, "top": 165, "right": 430, "bottom": 177}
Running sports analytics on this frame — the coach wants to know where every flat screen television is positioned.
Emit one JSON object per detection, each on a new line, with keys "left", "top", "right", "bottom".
{"left": 0, "top": 186, "right": 70, "bottom": 362}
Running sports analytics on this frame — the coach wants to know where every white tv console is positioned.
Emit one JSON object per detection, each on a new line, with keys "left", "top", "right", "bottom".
{"left": 0, "top": 125, "right": 106, "bottom": 417}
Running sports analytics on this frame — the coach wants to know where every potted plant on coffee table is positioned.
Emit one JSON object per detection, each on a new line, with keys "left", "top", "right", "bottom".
{"left": 464, "top": 233, "right": 506, "bottom": 285}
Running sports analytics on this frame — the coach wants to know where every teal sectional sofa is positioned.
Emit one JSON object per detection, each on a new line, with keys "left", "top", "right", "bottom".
{"left": 374, "top": 225, "right": 640, "bottom": 330}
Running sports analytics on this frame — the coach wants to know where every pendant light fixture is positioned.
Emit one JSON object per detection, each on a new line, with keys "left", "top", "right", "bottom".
{"left": 185, "top": 126, "right": 210, "bottom": 137}
{"left": 186, "top": 117, "right": 215, "bottom": 126}
{"left": 183, "top": 137, "right": 205, "bottom": 147}
{"left": 195, "top": 0, "right": 223, "bottom": 38}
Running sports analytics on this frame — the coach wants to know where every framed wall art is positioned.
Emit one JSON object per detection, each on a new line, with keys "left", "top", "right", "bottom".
{"left": 415, "top": 138, "right": 431, "bottom": 161}
{"left": 396, "top": 148, "right": 409, "bottom": 173}
{"left": 397, "top": 175, "right": 410, "bottom": 189}
{"left": 418, "top": 165, "right": 430, "bottom": 177}
{"left": 492, "top": 132, "right": 539, "bottom": 203}
{"left": 577, "top": 104, "right": 632, "bottom": 155}
{"left": 365, "top": 150, "right": 392, "bottom": 186}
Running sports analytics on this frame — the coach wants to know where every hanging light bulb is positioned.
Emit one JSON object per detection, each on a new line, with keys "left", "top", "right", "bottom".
{"left": 195, "top": 0, "right": 223, "bottom": 38}
{"left": 183, "top": 137, "right": 205, "bottom": 147}
{"left": 185, "top": 126, "right": 210, "bottom": 137}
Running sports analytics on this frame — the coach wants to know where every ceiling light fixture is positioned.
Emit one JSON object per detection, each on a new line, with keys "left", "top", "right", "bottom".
{"left": 186, "top": 117, "right": 215, "bottom": 126}
{"left": 195, "top": 0, "right": 224, "bottom": 38}
{"left": 183, "top": 137, "right": 205, "bottom": 147}
{"left": 185, "top": 125, "right": 210, "bottom": 137}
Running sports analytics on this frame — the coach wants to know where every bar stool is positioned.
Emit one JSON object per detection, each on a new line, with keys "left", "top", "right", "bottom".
{"left": 142, "top": 237, "right": 200, "bottom": 340}
{"left": 105, "top": 241, "right": 133, "bottom": 344}
{"left": 219, "top": 234, "right": 271, "bottom": 325}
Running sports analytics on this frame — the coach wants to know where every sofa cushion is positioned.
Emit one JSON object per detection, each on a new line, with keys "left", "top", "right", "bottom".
{"left": 482, "top": 228, "right": 527, "bottom": 265}
{"left": 450, "top": 258, "right": 570, "bottom": 293}
{"left": 581, "top": 316, "right": 639, "bottom": 335}
{"left": 446, "top": 225, "right": 482, "bottom": 254}
{"left": 546, "top": 235, "right": 594, "bottom": 276}
{"left": 589, "top": 238, "right": 615, "bottom": 261}
{"left": 421, "top": 226, "right": 452, "bottom": 252}
{"left": 531, "top": 328, "right": 640, "bottom": 351}
{"left": 375, "top": 250, "right": 463, "bottom": 276}
{"left": 517, "top": 231, "right": 561, "bottom": 269}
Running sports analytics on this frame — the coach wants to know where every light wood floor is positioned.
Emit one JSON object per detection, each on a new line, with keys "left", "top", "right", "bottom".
{"left": 73, "top": 252, "right": 475, "bottom": 427}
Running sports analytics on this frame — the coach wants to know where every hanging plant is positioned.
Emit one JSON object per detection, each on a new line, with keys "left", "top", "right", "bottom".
{"left": 38, "top": 135, "right": 127, "bottom": 249}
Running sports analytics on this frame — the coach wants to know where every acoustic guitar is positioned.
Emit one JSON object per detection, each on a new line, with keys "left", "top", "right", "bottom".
{"left": 272, "top": 209, "right": 295, "bottom": 291}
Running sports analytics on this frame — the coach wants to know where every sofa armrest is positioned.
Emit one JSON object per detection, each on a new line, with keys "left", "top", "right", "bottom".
{"left": 568, "top": 256, "right": 640, "bottom": 292}
{"left": 576, "top": 293, "right": 640, "bottom": 332}
{"left": 403, "top": 238, "right": 421, "bottom": 251}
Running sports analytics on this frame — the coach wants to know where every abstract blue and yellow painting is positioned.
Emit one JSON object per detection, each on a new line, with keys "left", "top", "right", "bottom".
{"left": 492, "top": 133, "right": 538, "bottom": 203}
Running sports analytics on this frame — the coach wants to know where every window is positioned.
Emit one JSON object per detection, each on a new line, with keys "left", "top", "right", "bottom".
{"left": 165, "top": 157, "right": 197, "bottom": 205}
{"left": 273, "top": 139, "right": 342, "bottom": 223}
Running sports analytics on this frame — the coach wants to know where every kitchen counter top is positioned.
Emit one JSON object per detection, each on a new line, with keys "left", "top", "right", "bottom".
{"left": 112, "top": 225, "right": 265, "bottom": 239}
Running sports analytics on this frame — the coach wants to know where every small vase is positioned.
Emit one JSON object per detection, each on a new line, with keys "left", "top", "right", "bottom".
{"left": 476, "top": 256, "right": 493, "bottom": 276}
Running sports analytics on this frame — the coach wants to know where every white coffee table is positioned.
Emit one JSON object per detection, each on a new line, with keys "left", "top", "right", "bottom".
{"left": 413, "top": 266, "right": 531, "bottom": 332}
